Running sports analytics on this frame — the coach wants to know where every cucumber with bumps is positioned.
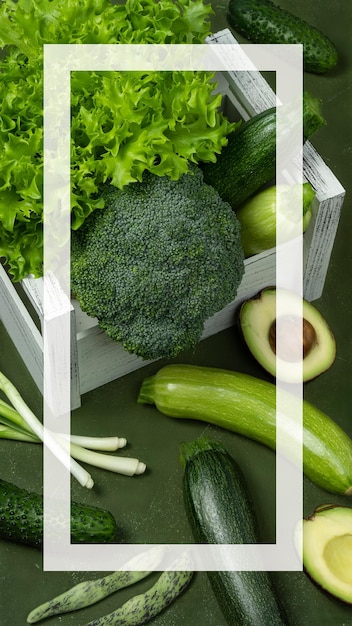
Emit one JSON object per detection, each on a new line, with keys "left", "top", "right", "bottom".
{"left": 227, "top": 0, "right": 338, "bottom": 74}
{"left": 0, "top": 478, "right": 117, "bottom": 547}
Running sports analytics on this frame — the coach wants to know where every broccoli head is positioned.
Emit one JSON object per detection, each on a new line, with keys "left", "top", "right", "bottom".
{"left": 71, "top": 165, "right": 244, "bottom": 360}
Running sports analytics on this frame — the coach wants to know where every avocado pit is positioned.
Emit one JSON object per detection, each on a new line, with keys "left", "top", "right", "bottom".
{"left": 268, "top": 315, "right": 317, "bottom": 362}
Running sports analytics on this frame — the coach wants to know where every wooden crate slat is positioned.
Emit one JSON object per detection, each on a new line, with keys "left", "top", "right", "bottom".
{"left": 0, "top": 264, "right": 43, "bottom": 393}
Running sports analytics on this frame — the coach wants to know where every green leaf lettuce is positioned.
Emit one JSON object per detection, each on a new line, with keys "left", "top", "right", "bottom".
{"left": 0, "top": 0, "right": 234, "bottom": 280}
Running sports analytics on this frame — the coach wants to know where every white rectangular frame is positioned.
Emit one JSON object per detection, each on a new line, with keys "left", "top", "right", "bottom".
{"left": 43, "top": 42, "right": 303, "bottom": 572}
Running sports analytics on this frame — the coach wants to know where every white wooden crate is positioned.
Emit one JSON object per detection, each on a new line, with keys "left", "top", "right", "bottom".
{"left": 0, "top": 30, "right": 345, "bottom": 410}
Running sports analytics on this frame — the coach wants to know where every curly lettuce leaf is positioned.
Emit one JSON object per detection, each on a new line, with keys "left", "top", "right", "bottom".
{"left": 0, "top": 0, "right": 234, "bottom": 280}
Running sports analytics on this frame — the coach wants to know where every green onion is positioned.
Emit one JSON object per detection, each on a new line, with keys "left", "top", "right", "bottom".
{"left": 0, "top": 398, "right": 40, "bottom": 441}
{"left": 62, "top": 434, "right": 127, "bottom": 451}
{"left": 0, "top": 424, "right": 38, "bottom": 443}
{"left": 55, "top": 435, "right": 146, "bottom": 477}
{"left": 0, "top": 371, "right": 146, "bottom": 487}
{"left": 0, "top": 371, "right": 93, "bottom": 488}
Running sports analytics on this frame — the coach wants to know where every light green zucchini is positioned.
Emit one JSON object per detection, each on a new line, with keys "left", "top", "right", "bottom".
{"left": 138, "top": 364, "right": 352, "bottom": 496}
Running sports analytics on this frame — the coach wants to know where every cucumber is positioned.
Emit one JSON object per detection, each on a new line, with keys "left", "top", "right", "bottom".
{"left": 138, "top": 364, "right": 352, "bottom": 496}
{"left": 0, "top": 478, "right": 117, "bottom": 547}
{"left": 227, "top": 0, "right": 338, "bottom": 74}
{"left": 180, "top": 438, "right": 288, "bottom": 626}
{"left": 201, "top": 91, "right": 325, "bottom": 209}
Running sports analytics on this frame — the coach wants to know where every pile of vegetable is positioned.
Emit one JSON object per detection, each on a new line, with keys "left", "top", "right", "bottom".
{"left": 0, "top": 0, "right": 233, "bottom": 281}
{"left": 0, "top": 0, "right": 349, "bottom": 624}
{"left": 69, "top": 88, "right": 325, "bottom": 359}
{"left": 0, "top": 0, "right": 331, "bottom": 363}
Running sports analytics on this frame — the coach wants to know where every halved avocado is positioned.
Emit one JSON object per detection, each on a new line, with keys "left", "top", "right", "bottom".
{"left": 302, "top": 504, "right": 352, "bottom": 603}
{"left": 239, "top": 287, "right": 336, "bottom": 383}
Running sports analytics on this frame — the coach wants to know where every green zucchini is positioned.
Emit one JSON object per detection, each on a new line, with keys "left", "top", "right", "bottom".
{"left": 227, "top": 0, "right": 338, "bottom": 74}
{"left": 180, "top": 438, "right": 288, "bottom": 625}
{"left": 0, "top": 478, "right": 117, "bottom": 547}
{"left": 201, "top": 91, "right": 325, "bottom": 209}
{"left": 138, "top": 364, "right": 352, "bottom": 496}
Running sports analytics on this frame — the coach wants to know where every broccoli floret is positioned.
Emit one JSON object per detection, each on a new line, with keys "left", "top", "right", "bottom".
{"left": 71, "top": 165, "right": 244, "bottom": 360}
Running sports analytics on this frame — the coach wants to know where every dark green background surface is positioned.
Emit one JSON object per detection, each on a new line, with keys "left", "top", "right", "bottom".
{"left": 0, "top": 1, "right": 351, "bottom": 624}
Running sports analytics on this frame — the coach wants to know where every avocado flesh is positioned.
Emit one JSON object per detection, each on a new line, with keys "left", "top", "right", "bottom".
{"left": 324, "top": 535, "right": 352, "bottom": 585}
{"left": 239, "top": 287, "right": 336, "bottom": 383}
{"left": 303, "top": 506, "right": 352, "bottom": 603}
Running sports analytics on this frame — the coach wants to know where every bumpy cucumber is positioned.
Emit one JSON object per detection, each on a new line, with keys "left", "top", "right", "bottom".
{"left": 227, "top": 0, "right": 338, "bottom": 74}
{"left": 0, "top": 478, "right": 117, "bottom": 547}
{"left": 201, "top": 91, "right": 325, "bottom": 209}
{"left": 181, "top": 438, "right": 288, "bottom": 625}
{"left": 138, "top": 364, "right": 352, "bottom": 496}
